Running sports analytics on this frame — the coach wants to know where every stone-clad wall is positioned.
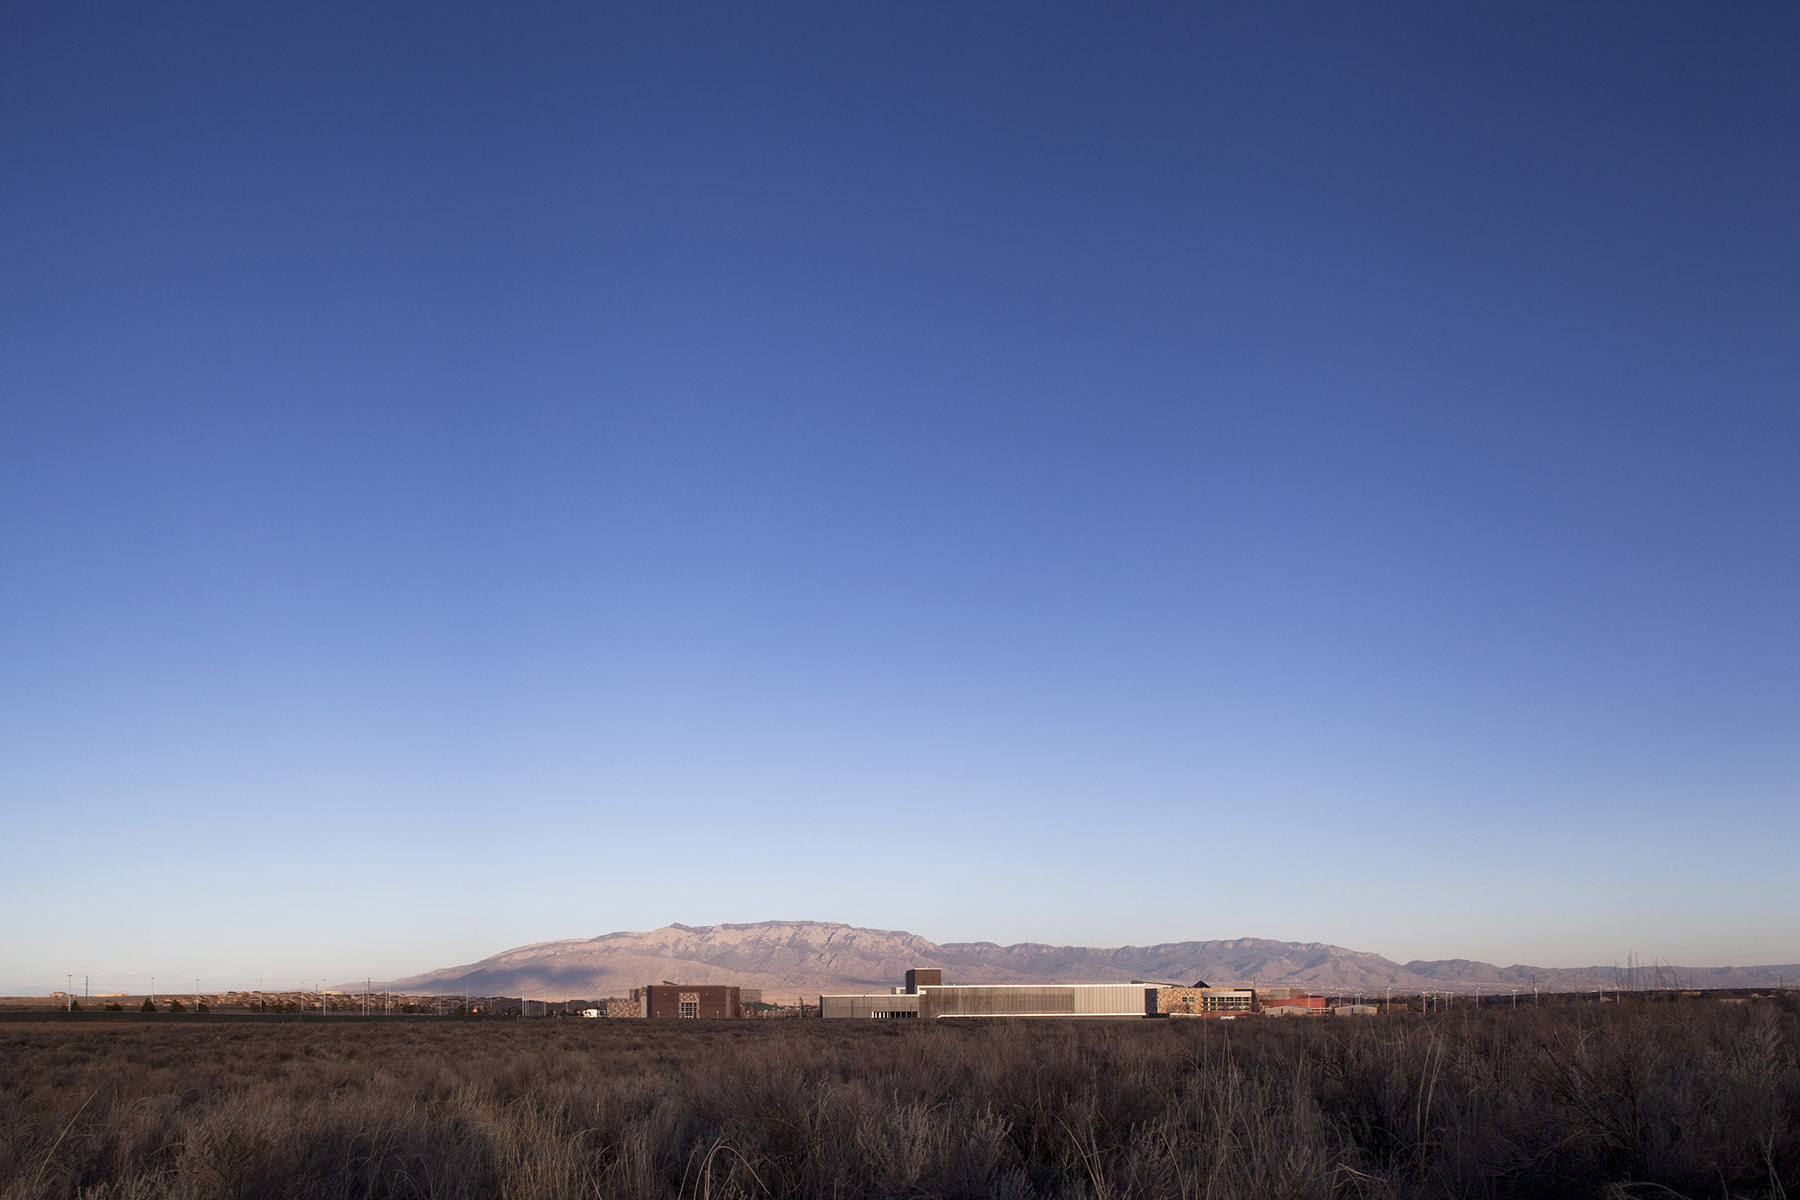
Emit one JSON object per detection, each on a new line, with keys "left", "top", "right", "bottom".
{"left": 1156, "top": 987, "right": 1205, "bottom": 1015}
{"left": 1155, "top": 987, "right": 1255, "bottom": 1015}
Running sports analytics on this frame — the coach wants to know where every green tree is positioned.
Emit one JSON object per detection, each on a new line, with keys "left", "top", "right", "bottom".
{"left": 167, "top": 998, "right": 185, "bottom": 1013}
{"left": 140, "top": 998, "right": 155, "bottom": 1012}
{"left": 69, "top": 999, "right": 81, "bottom": 1012}
{"left": 105, "top": 1001, "right": 123, "bottom": 1012}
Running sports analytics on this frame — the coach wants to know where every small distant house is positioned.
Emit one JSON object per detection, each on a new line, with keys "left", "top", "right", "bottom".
{"left": 1259, "top": 989, "right": 1328, "bottom": 1015}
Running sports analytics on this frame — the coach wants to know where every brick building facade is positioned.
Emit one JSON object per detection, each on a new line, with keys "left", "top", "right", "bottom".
{"left": 635, "top": 983, "right": 741, "bottom": 1019}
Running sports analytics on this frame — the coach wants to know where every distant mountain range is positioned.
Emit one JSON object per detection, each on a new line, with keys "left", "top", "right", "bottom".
{"left": 366, "top": 921, "right": 1800, "bottom": 1004}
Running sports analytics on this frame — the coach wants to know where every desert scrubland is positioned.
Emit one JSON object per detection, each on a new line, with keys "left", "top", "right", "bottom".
{"left": 2, "top": 997, "right": 1795, "bottom": 1199}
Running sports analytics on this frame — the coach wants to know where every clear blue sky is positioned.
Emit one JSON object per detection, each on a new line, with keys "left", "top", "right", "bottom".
{"left": 4, "top": 3, "right": 1796, "bottom": 994}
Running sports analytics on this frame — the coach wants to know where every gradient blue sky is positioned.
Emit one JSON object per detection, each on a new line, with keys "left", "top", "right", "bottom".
{"left": 4, "top": 3, "right": 1797, "bottom": 994}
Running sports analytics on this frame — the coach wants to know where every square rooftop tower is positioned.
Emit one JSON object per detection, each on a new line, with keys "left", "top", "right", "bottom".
{"left": 905, "top": 968, "right": 943, "bottom": 994}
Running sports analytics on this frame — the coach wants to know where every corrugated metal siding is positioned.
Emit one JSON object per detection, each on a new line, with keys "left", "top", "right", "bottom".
{"left": 821, "top": 994, "right": 920, "bottom": 1019}
{"left": 904, "top": 968, "right": 942, "bottom": 993}
{"left": 920, "top": 985, "right": 1151, "bottom": 1018}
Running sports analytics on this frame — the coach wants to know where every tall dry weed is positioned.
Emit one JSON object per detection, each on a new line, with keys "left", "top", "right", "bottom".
{"left": 0, "top": 998, "right": 1794, "bottom": 1199}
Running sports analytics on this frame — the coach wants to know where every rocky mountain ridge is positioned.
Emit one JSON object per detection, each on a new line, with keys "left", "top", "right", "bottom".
{"left": 368, "top": 921, "right": 1799, "bottom": 1003}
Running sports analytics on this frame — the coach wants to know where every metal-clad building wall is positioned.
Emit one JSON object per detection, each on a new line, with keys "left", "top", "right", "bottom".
{"left": 904, "top": 968, "right": 942, "bottom": 993}
{"left": 919, "top": 985, "right": 1152, "bottom": 1018}
{"left": 821, "top": 994, "right": 921, "bottom": 1019}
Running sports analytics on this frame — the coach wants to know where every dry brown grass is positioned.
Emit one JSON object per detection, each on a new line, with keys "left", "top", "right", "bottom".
{"left": 1, "top": 997, "right": 1795, "bottom": 1199}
